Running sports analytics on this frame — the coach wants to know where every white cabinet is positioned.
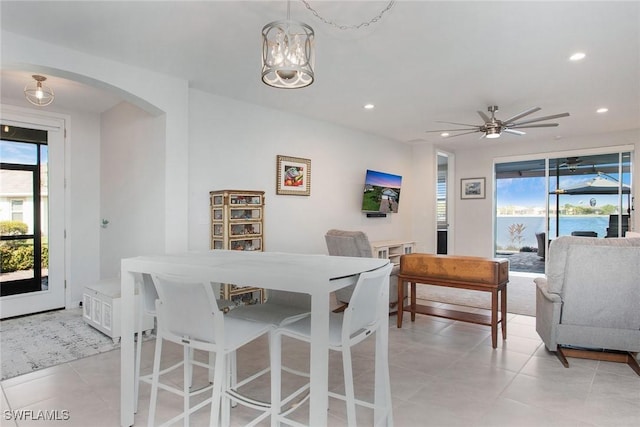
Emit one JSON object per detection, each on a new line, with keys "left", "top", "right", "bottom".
{"left": 83, "top": 279, "right": 154, "bottom": 343}
{"left": 370, "top": 240, "right": 415, "bottom": 266}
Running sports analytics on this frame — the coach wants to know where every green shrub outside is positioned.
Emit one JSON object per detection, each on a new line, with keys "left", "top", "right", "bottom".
{"left": 0, "top": 221, "right": 28, "bottom": 236}
{"left": 0, "top": 221, "right": 49, "bottom": 273}
{"left": 0, "top": 244, "right": 48, "bottom": 272}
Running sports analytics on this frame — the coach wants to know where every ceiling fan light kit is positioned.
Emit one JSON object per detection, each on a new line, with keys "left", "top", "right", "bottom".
{"left": 427, "top": 105, "right": 570, "bottom": 139}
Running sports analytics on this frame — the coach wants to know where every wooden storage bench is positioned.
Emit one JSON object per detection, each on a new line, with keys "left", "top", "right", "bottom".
{"left": 397, "top": 254, "right": 509, "bottom": 348}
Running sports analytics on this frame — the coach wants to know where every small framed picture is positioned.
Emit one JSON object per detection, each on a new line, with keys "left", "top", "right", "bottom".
{"left": 276, "top": 155, "right": 311, "bottom": 196}
{"left": 461, "top": 177, "right": 486, "bottom": 199}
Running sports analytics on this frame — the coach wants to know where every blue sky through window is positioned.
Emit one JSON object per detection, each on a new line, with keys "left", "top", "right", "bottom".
{"left": 0, "top": 140, "right": 48, "bottom": 165}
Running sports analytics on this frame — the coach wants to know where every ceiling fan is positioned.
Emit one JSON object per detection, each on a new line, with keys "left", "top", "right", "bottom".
{"left": 560, "top": 156, "right": 583, "bottom": 172}
{"left": 426, "top": 105, "right": 570, "bottom": 139}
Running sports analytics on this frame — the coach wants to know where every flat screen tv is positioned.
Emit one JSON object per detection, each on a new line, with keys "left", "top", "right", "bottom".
{"left": 361, "top": 169, "right": 402, "bottom": 213}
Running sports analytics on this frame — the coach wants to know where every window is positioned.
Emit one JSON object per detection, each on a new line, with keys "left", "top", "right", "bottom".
{"left": 11, "top": 199, "right": 24, "bottom": 222}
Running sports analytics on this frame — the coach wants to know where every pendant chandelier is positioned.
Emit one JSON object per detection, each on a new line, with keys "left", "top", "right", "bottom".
{"left": 262, "top": 1, "right": 315, "bottom": 89}
{"left": 261, "top": 1, "right": 396, "bottom": 90}
{"left": 24, "top": 75, "right": 55, "bottom": 107}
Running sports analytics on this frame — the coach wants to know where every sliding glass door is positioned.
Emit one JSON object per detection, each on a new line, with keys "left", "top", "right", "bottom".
{"left": 495, "top": 149, "right": 633, "bottom": 273}
{"left": 548, "top": 152, "right": 632, "bottom": 239}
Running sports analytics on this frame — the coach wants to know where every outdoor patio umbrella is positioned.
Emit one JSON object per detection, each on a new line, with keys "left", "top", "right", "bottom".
{"left": 551, "top": 173, "right": 632, "bottom": 237}
{"left": 553, "top": 173, "right": 631, "bottom": 195}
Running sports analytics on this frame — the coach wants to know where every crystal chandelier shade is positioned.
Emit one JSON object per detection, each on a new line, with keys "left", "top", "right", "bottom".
{"left": 262, "top": 19, "right": 315, "bottom": 89}
{"left": 24, "top": 75, "right": 55, "bottom": 107}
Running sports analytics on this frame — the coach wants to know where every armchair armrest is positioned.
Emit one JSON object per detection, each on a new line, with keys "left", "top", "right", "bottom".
{"left": 534, "top": 276, "right": 562, "bottom": 351}
{"left": 534, "top": 277, "right": 561, "bottom": 303}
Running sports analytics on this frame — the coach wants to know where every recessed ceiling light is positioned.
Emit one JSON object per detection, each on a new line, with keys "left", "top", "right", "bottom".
{"left": 596, "top": 107, "right": 609, "bottom": 113}
{"left": 440, "top": 132, "right": 449, "bottom": 137}
{"left": 570, "top": 52, "right": 586, "bottom": 61}
{"left": 363, "top": 103, "right": 375, "bottom": 110}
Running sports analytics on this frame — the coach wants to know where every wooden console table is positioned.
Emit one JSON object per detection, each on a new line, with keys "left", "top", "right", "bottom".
{"left": 397, "top": 253, "right": 509, "bottom": 348}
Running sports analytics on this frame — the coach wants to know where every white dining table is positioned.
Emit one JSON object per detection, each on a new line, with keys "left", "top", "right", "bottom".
{"left": 119, "top": 250, "right": 391, "bottom": 426}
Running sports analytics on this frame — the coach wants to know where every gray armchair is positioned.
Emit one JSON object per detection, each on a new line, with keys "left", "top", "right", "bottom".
{"left": 535, "top": 236, "right": 640, "bottom": 374}
{"left": 325, "top": 229, "right": 406, "bottom": 314}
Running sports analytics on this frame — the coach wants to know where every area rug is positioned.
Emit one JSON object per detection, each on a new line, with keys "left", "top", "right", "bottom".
{"left": 414, "top": 273, "right": 538, "bottom": 317}
{"left": 1, "top": 308, "right": 130, "bottom": 380}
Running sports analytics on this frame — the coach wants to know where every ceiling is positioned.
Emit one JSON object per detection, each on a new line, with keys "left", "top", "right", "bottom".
{"left": 1, "top": 1, "right": 639, "bottom": 149}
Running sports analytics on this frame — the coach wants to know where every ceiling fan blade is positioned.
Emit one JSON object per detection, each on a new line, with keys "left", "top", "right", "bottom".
{"left": 512, "top": 112, "right": 570, "bottom": 126}
{"left": 502, "top": 107, "right": 541, "bottom": 125}
{"left": 435, "top": 120, "right": 479, "bottom": 127}
{"left": 477, "top": 110, "right": 491, "bottom": 122}
{"left": 442, "top": 130, "right": 481, "bottom": 138}
{"left": 426, "top": 128, "right": 481, "bottom": 133}
{"left": 503, "top": 129, "right": 526, "bottom": 136}
{"left": 509, "top": 123, "right": 560, "bottom": 129}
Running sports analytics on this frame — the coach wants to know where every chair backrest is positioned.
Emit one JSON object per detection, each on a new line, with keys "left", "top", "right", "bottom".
{"left": 325, "top": 229, "right": 373, "bottom": 258}
{"left": 535, "top": 232, "right": 546, "bottom": 257}
{"left": 342, "top": 263, "right": 393, "bottom": 342}
{"left": 546, "top": 236, "right": 640, "bottom": 328}
{"left": 135, "top": 273, "right": 159, "bottom": 315}
{"left": 606, "top": 214, "right": 629, "bottom": 237}
{"left": 152, "top": 274, "right": 224, "bottom": 346}
{"left": 266, "top": 290, "right": 311, "bottom": 309}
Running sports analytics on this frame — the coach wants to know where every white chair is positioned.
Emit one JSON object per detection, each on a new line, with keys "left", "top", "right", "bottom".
{"left": 225, "top": 290, "right": 312, "bottom": 396}
{"left": 134, "top": 273, "right": 158, "bottom": 413}
{"left": 270, "top": 263, "right": 394, "bottom": 426}
{"left": 147, "top": 274, "right": 274, "bottom": 427}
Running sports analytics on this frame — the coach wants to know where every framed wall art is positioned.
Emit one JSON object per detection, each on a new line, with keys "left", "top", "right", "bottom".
{"left": 461, "top": 177, "right": 486, "bottom": 199}
{"left": 276, "top": 155, "right": 311, "bottom": 196}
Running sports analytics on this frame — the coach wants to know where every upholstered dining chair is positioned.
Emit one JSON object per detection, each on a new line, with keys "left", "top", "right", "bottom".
{"left": 269, "top": 263, "right": 394, "bottom": 426}
{"left": 147, "top": 274, "right": 274, "bottom": 427}
{"left": 325, "top": 229, "right": 405, "bottom": 313}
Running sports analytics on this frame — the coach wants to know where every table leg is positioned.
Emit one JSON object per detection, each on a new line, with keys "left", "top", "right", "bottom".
{"left": 374, "top": 276, "right": 393, "bottom": 426}
{"left": 397, "top": 276, "right": 404, "bottom": 328}
{"left": 501, "top": 285, "right": 507, "bottom": 340}
{"left": 411, "top": 282, "right": 416, "bottom": 322}
{"left": 308, "top": 291, "right": 330, "bottom": 426}
{"left": 491, "top": 289, "right": 498, "bottom": 349}
{"left": 120, "top": 269, "right": 136, "bottom": 427}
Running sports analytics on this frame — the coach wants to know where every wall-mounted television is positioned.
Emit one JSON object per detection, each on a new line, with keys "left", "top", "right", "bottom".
{"left": 361, "top": 169, "right": 402, "bottom": 214}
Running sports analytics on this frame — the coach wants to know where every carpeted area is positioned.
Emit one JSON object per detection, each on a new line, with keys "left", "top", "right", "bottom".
{"left": 1, "top": 308, "right": 128, "bottom": 380}
{"left": 414, "top": 273, "right": 538, "bottom": 317}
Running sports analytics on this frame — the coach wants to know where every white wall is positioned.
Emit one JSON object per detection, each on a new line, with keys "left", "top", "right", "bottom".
{"left": 100, "top": 102, "right": 166, "bottom": 279}
{"left": 188, "top": 90, "right": 416, "bottom": 254}
{"left": 66, "top": 110, "right": 101, "bottom": 304}
{"left": 2, "top": 30, "right": 190, "bottom": 253}
{"left": 438, "top": 129, "right": 639, "bottom": 258}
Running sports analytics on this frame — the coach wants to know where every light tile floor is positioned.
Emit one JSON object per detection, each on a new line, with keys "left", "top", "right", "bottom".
{"left": 2, "top": 303, "right": 639, "bottom": 426}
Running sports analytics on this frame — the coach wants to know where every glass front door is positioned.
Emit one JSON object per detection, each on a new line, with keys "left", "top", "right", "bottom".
{"left": 0, "top": 118, "right": 64, "bottom": 319}
{"left": 1, "top": 129, "right": 49, "bottom": 297}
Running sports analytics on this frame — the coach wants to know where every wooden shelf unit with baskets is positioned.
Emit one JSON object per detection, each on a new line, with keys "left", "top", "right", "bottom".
{"left": 210, "top": 189, "right": 265, "bottom": 307}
